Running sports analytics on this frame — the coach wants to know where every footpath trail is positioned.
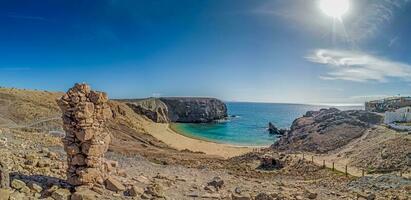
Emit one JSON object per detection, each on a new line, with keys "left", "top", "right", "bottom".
{"left": 293, "top": 152, "right": 410, "bottom": 179}
{"left": 0, "top": 116, "right": 60, "bottom": 129}
{"left": 290, "top": 126, "right": 411, "bottom": 179}
{"left": 289, "top": 129, "right": 373, "bottom": 177}
{"left": 293, "top": 153, "right": 363, "bottom": 177}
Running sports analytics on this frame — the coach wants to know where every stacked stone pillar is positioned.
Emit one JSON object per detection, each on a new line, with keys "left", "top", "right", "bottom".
{"left": 57, "top": 83, "right": 113, "bottom": 186}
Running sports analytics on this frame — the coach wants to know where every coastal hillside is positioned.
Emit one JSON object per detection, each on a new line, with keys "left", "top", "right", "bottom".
{"left": 272, "top": 108, "right": 410, "bottom": 174}
{"left": 0, "top": 87, "right": 216, "bottom": 163}
{"left": 0, "top": 87, "right": 242, "bottom": 164}
{"left": 272, "top": 108, "right": 383, "bottom": 153}
{"left": 121, "top": 97, "right": 227, "bottom": 123}
{"left": 0, "top": 86, "right": 410, "bottom": 199}
{"left": 0, "top": 88, "right": 63, "bottom": 130}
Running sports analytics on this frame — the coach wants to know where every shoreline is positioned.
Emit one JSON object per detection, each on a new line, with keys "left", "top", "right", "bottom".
{"left": 169, "top": 123, "right": 270, "bottom": 148}
{"left": 141, "top": 119, "right": 259, "bottom": 158}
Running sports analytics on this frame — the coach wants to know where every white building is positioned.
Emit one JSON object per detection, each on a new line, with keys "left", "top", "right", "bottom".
{"left": 384, "top": 107, "right": 411, "bottom": 124}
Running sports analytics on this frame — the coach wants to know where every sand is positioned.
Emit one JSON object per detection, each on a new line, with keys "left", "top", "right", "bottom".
{"left": 141, "top": 119, "right": 256, "bottom": 158}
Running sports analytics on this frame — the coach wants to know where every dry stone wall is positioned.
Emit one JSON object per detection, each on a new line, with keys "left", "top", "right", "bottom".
{"left": 57, "top": 83, "right": 114, "bottom": 186}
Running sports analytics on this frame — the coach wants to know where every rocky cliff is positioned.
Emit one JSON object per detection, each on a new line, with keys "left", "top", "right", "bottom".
{"left": 123, "top": 98, "right": 170, "bottom": 123}
{"left": 272, "top": 108, "right": 383, "bottom": 153}
{"left": 121, "top": 97, "right": 228, "bottom": 123}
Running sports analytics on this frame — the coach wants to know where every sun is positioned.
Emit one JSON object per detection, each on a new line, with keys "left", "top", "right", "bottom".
{"left": 320, "top": 0, "right": 350, "bottom": 18}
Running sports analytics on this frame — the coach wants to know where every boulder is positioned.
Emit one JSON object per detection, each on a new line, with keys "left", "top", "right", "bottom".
{"left": 52, "top": 188, "right": 71, "bottom": 200}
{"left": 232, "top": 192, "right": 252, "bottom": 200}
{"left": 128, "top": 185, "right": 144, "bottom": 197}
{"left": 11, "top": 179, "right": 26, "bottom": 190}
{"left": 268, "top": 122, "right": 287, "bottom": 135}
{"left": 28, "top": 182, "right": 43, "bottom": 193}
{"left": 145, "top": 183, "right": 164, "bottom": 198}
{"left": 9, "top": 192, "right": 26, "bottom": 200}
{"left": 71, "top": 188, "right": 98, "bottom": 200}
{"left": 105, "top": 177, "right": 125, "bottom": 192}
{"left": 304, "top": 190, "right": 318, "bottom": 199}
{"left": 207, "top": 177, "right": 224, "bottom": 190}
{"left": 0, "top": 189, "right": 11, "bottom": 200}
{"left": 255, "top": 192, "right": 274, "bottom": 200}
{"left": 258, "top": 154, "right": 284, "bottom": 170}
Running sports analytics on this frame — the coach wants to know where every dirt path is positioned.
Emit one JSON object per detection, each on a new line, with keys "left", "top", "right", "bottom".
{"left": 292, "top": 126, "right": 410, "bottom": 178}
{"left": 293, "top": 153, "right": 363, "bottom": 177}
{"left": 0, "top": 116, "right": 60, "bottom": 129}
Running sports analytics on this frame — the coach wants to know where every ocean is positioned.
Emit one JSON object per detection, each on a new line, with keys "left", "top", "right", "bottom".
{"left": 172, "top": 102, "right": 363, "bottom": 146}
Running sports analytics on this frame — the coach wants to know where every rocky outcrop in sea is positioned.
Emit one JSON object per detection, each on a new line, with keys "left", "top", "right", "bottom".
{"left": 121, "top": 97, "right": 228, "bottom": 123}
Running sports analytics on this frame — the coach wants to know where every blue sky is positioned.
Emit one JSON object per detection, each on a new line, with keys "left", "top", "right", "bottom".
{"left": 0, "top": 0, "right": 410, "bottom": 104}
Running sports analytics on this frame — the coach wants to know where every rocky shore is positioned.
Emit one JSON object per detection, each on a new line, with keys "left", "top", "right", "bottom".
{"left": 121, "top": 97, "right": 228, "bottom": 123}
{"left": 272, "top": 108, "right": 383, "bottom": 153}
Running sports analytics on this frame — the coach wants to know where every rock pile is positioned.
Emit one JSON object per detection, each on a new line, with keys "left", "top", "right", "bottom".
{"left": 57, "top": 83, "right": 113, "bottom": 186}
{"left": 258, "top": 154, "right": 284, "bottom": 170}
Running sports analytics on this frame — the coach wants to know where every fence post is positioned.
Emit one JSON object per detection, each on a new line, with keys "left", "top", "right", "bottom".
{"left": 311, "top": 156, "right": 314, "bottom": 163}
{"left": 345, "top": 165, "right": 348, "bottom": 177}
{"left": 322, "top": 160, "right": 325, "bottom": 168}
{"left": 362, "top": 169, "right": 365, "bottom": 177}
{"left": 332, "top": 162, "right": 334, "bottom": 171}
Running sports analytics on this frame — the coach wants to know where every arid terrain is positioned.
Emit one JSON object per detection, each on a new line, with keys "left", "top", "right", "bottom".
{"left": 0, "top": 87, "right": 410, "bottom": 200}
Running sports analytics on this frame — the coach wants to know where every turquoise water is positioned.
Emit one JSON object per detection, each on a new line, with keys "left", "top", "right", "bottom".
{"left": 174, "top": 102, "right": 363, "bottom": 146}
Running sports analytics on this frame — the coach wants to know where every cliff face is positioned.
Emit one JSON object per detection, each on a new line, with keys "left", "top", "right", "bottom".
{"left": 160, "top": 97, "right": 228, "bottom": 123}
{"left": 124, "top": 98, "right": 170, "bottom": 123}
{"left": 272, "top": 108, "right": 383, "bottom": 153}
{"left": 122, "top": 97, "right": 227, "bottom": 123}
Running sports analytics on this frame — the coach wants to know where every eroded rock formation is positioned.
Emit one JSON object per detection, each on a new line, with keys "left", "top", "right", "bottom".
{"left": 268, "top": 122, "right": 287, "bottom": 135}
{"left": 57, "top": 83, "right": 114, "bottom": 186}
{"left": 122, "top": 97, "right": 228, "bottom": 123}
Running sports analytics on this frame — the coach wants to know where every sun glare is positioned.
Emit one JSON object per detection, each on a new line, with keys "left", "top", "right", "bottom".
{"left": 320, "top": 0, "right": 350, "bottom": 18}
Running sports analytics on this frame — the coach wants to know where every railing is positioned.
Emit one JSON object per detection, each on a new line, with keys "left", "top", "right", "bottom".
{"left": 296, "top": 153, "right": 408, "bottom": 178}
{"left": 250, "top": 149, "right": 409, "bottom": 178}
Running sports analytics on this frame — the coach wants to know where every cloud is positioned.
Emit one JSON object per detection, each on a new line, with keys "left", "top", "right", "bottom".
{"left": 349, "top": 0, "right": 410, "bottom": 41}
{"left": 388, "top": 36, "right": 399, "bottom": 47}
{"left": 306, "top": 49, "right": 411, "bottom": 82}
{"left": 7, "top": 14, "right": 48, "bottom": 21}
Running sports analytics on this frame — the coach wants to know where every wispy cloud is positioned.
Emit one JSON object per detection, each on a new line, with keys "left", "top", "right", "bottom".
{"left": 388, "top": 36, "right": 399, "bottom": 47}
{"left": 349, "top": 0, "right": 410, "bottom": 41}
{"left": 6, "top": 13, "right": 50, "bottom": 22}
{"left": 306, "top": 49, "right": 411, "bottom": 82}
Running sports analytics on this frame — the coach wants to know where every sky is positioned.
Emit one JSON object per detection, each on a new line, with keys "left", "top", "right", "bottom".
{"left": 0, "top": 0, "right": 410, "bottom": 104}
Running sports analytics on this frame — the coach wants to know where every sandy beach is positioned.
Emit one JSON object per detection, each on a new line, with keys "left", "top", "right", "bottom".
{"left": 141, "top": 119, "right": 255, "bottom": 158}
